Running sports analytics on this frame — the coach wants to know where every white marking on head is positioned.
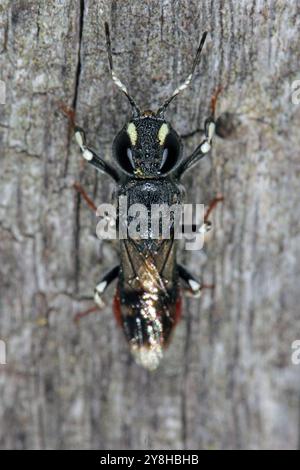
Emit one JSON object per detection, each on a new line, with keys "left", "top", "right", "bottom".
{"left": 83, "top": 149, "right": 93, "bottom": 161}
{"left": 127, "top": 122, "right": 138, "bottom": 146}
{"left": 158, "top": 123, "right": 169, "bottom": 146}
{"left": 201, "top": 141, "right": 211, "bottom": 153}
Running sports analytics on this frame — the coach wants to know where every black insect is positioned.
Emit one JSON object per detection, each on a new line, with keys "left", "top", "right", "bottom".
{"left": 73, "top": 23, "right": 223, "bottom": 370}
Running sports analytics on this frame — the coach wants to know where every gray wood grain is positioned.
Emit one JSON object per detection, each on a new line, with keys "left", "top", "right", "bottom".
{"left": 0, "top": 0, "right": 300, "bottom": 450}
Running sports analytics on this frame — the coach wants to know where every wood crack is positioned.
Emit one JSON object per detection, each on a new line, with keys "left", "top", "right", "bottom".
{"left": 73, "top": 0, "right": 85, "bottom": 111}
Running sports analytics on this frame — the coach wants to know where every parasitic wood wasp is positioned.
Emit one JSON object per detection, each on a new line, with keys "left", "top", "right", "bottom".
{"left": 71, "top": 23, "right": 223, "bottom": 370}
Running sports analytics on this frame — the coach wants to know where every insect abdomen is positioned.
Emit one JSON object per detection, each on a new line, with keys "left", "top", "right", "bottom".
{"left": 113, "top": 287, "right": 181, "bottom": 370}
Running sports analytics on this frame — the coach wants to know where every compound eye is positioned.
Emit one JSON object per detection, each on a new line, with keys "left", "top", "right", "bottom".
{"left": 160, "top": 133, "right": 180, "bottom": 174}
{"left": 114, "top": 131, "right": 135, "bottom": 174}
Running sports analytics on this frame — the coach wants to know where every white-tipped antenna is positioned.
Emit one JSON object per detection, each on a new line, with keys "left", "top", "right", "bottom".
{"left": 156, "top": 31, "right": 208, "bottom": 117}
{"left": 105, "top": 22, "right": 140, "bottom": 118}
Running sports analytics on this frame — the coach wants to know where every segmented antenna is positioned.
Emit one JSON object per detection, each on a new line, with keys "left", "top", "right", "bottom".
{"left": 156, "top": 31, "right": 208, "bottom": 117}
{"left": 105, "top": 22, "right": 140, "bottom": 117}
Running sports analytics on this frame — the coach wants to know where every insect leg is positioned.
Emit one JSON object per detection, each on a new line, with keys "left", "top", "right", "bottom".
{"left": 94, "top": 265, "right": 119, "bottom": 308}
{"left": 58, "top": 102, "right": 76, "bottom": 128}
{"left": 74, "top": 305, "right": 100, "bottom": 324}
{"left": 181, "top": 220, "right": 212, "bottom": 238}
{"left": 186, "top": 195, "right": 223, "bottom": 241}
{"left": 176, "top": 117, "right": 216, "bottom": 177}
{"left": 180, "top": 127, "right": 204, "bottom": 140}
{"left": 74, "top": 181, "right": 97, "bottom": 212}
{"left": 178, "top": 264, "right": 214, "bottom": 298}
{"left": 74, "top": 127, "right": 119, "bottom": 182}
{"left": 204, "top": 196, "right": 224, "bottom": 226}
{"left": 176, "top": 87, "right": 222, "bottom": 178}
{"left": 59, "top": 102, "right": 116, "bottom": 181}
{"left": 74, "top": 182, "right": 117, "bottom": 233}
{"left": 182, "top": 195, "right": 223, "bottom": 234}
{"left": 74, "top": 265, "right": 119, "bottom": 323}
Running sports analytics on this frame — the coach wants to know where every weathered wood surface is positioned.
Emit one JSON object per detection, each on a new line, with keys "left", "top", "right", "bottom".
{"left": 0, "top": 0, "right": 300, "bottom": 450}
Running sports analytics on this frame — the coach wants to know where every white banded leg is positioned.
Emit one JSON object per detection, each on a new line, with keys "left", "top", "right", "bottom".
{"left": 94, "top": 265, "right": 119, "bottom": 308}
{"left": 178, "top": 264, "right": 202, "bottom": 298}
{"left": 178, "top": 264, "right": 214, "bottom": 298}
{"left": 198, "top": 219, "right": 212, "bottom": 236}
{"left": 74, "top": 126, "right": 119, "bottom": 181}
{"left": 200, "top": 118, "right": 216, "bottom": 153}
{"left": 176, "top": 117, "right": 216, "bottom": 177}
{"left": 197, "top": 195, "right": 224, "bottom": 241}
{"left": 75, "top": 127, "right": 94, "bottom": 162}
{"left": 182, "top": 220, "right": 212, "bottom": 241}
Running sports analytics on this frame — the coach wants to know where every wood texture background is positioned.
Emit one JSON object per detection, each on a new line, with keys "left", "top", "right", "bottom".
{"left": 0, "top": 0, "right": 300, "bottom": 450}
